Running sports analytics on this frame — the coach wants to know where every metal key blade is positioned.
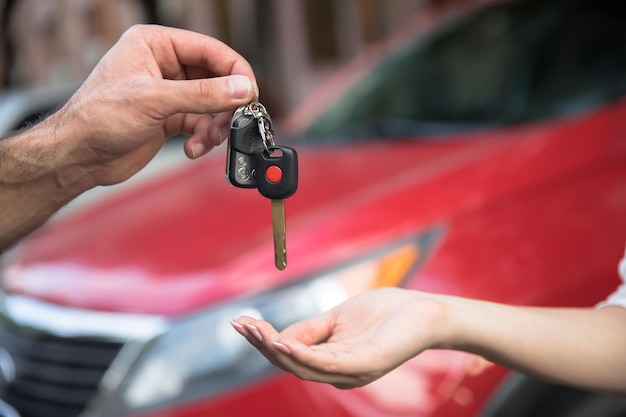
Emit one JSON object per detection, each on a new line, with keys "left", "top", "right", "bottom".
{"left": 271, "top": 198, "right": 287, "bottom": 270}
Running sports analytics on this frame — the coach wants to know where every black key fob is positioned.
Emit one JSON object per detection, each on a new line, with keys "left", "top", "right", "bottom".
{"left": 254, "top": 146, "right": 299, "bottom": 199}
{"left": 226, "top": 109, "right": 265, "bottom": 188}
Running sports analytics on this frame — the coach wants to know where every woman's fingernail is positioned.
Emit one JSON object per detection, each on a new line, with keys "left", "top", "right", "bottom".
{"left": 273, "top": 342, "right": 292, "bottom": 355}
{"left": 228, "top": 75, "right": 252, "bottom": 100}
{"left": 230, "top": 320, "right": 249, "bottom": 337}
{"left": 245, "top": 323, "right": 263, "bottom": 342}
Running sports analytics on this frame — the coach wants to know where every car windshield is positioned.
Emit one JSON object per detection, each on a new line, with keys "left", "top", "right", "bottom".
{"left": 298, "top": 0, "right": 626, "bottom": 143}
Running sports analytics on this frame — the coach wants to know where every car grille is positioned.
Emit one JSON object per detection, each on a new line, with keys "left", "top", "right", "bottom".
{"left": 0, "top": 322, "right": 123, "bottom": 417}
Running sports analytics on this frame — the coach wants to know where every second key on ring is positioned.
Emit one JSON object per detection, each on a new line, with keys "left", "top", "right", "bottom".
{"left": 254, "top": 146, "right": 298, "bottom": 270}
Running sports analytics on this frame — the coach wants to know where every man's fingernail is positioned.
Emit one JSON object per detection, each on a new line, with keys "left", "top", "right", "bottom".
{"left": 228, "top": 75, "right": 252, "bottom": 100}
{"left": 192, "top": 142, "right": 206, "bottom": 159}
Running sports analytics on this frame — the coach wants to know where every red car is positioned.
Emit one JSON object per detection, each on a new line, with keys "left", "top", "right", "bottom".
{"left": 1, "top": 0, "right": 626, "bottom": 416}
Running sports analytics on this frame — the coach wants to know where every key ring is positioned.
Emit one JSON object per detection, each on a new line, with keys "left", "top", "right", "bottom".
{"left": 259, "top": 118, "right": 276, "bottom": 154}
{"left": 248, "top": 103, "right": 275, "bottom": 154}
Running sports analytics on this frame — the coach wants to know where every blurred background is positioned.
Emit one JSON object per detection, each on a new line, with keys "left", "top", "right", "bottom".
{"left": 0, "top": 0, "right": 461, "bottom": 211}
{"left": 0, "top": 0, "right": 455, "bottom": 118}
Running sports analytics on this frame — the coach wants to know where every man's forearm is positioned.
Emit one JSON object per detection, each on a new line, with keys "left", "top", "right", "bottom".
{"left": 438, "top": 294, "right": 626, "bottom": 394}
{"left": 0, "top": 112, "right": 95, "bottom": 252}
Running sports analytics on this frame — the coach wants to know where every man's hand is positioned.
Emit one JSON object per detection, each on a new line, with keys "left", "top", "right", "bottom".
{"left": 0, "top": 24, "right": 258, "bottom": 251}
{"left": 60, "top": 24, "right": 258, "bottom": 187}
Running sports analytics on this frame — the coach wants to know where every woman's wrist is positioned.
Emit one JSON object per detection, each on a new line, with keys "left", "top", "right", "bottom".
{"left": 399, "top": 290, "right": 461, "bottom": 352}
{"left": 419, "top": 292, "right": 491, "bottom": 353}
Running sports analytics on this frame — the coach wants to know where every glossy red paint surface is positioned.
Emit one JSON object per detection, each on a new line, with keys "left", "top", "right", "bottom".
{"left": 4, "top": 104, "right": 625, "bottom": 316}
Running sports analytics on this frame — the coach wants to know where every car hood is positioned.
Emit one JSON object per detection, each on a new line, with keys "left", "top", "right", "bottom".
{"left": 1, "top": 111, "right": 613, "bottom": 316}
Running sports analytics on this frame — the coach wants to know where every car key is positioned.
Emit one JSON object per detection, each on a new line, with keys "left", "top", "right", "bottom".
{"left": 226, "top": 102, "right": 275, "bottom": 188}
{"left": 254, "top": 146, "right": 298, "bottom": 270}
{"left": 226, "top": 102, "right": 298, "bottom": 270}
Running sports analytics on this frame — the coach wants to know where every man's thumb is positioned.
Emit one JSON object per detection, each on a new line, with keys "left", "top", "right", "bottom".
{"left": 159, "top": 75, "right": 256, "bottom": 115}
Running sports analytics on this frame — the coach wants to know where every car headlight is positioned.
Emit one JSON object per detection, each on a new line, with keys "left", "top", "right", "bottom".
{"left": 99, "top": 230, "right": 439, "bottom": 416}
